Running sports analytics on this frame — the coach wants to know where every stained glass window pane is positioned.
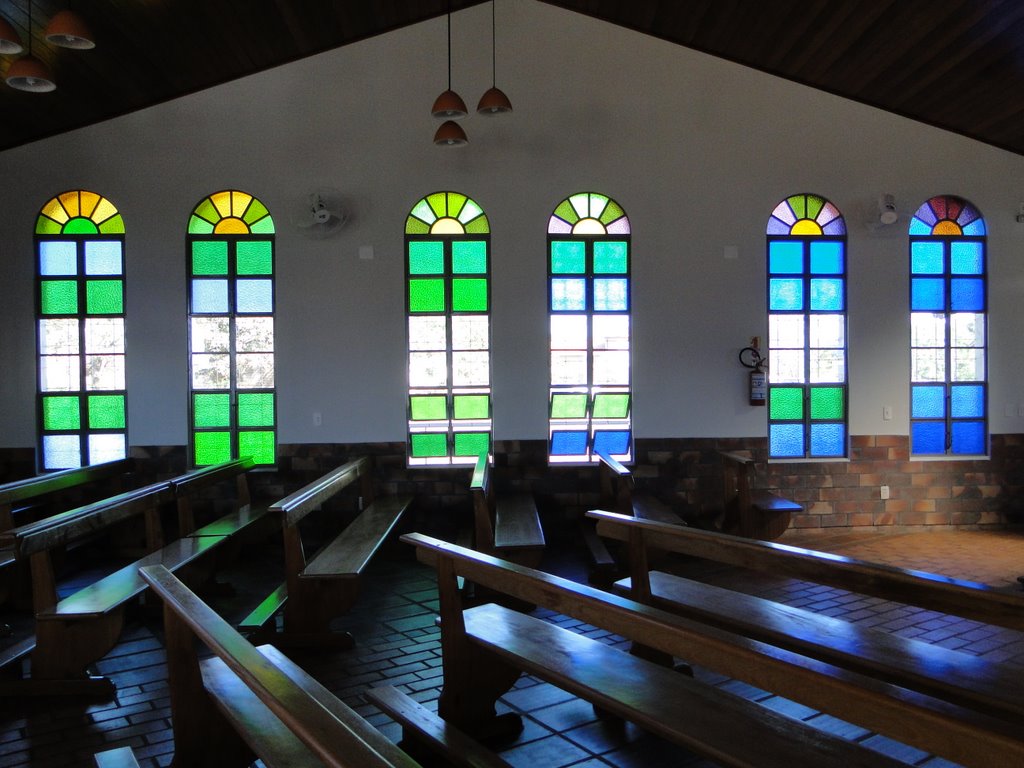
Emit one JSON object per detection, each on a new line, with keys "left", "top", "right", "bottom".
{"left": 192, "top": 354, "right": 231, "bottom": 389}
{"left": 593, "top": 351, "right": 630, "bottom": 385}
{"left": 769, "top": 279, "right": 803, "bottom": 310}
{"left": 410, "top": 351, "right": 448, "bottom": 387}
{"left": 551, "top": 241, "right": 585, "bottom": 273}
{"left": 452, "top": 351, "right": 489, "bottom": 386}
{"left": 769, "top": 315, "right": 804, "bottom": 348}
{"left": 594, "top": 279, "right": 628, "bottom": 311}
{"left": 593, "top": 430, "right": 630, "bottom": 456}
{"left": 452, "top": 278, "right": 488, "bottom": 312}
{"left": 411, "top": 432, "right": 448, "bottom": 458}
{"left": 809, "top": 241, "right": 843, "bottom": 274}
{"left": 236, "top": 353, "right": 275, "bottom": 389}
{"left": 236, "top": 317, "right": 274, "bottom": 352}
{"left": 411, "top": 395, "right": 447, "bottom": 421}
{"left": 911, "top": 422, "right": 945, "bottom": 454}
{"left": 551, "top": 279, "right": 586, "bottom": 311}
{"left": 770, "top": 424, "right": 804, "bottom": 457}
{"left": 809, "top": 315, "right": 844, "bottom": 348}
{"left": 191, "top": 317, "right": 231, "bottom": 352}
{"left": 593, "top": 393, "right": 630, "bottom": 419}
{"left": 551, "top": 393, "right": 588, "bottom": 418}
{"left": 951, "top": 422, "right": 985, "bottom": 455}
{"left": 551, "top": 430, "right": 588, "bottom": 456}
{"left": 593, "top": 315, "right": 629, "bottom": 350}
{"left": 551, "top": 315, "right": 587, "bottom": 349}
{"left": 452, "top": 241, "right": 487, "bottom": 274}
{"left": 452, "top": 316, "right": 488, "bottom": 350}
{"left": 951, "top": 313, "right": 984, "bottom": 347}
{"left": 194, "top": 393, "right": 231, "bottom": 427}
{"left": 43, "top": 395, "right": 81, "bottom": 430}
{"left": 769, "top": 388, "right": 802, "bottom": 420}
{"left": 951, "top": 385, "right": 984, "bottom": 418}
{"left": 85, "top": 242, "right": 122, "bottom": 275}
{"left": 911, "top": 386, "right": 945, "bottom": 418}
{"left": 238, "top": 392, "right": 275, "bottom": 426}
{"left": 768, "top": 350, "right": 804, "bottom": 383}
{"left": 912, "top": 349, "right": 946, "bottom": 382}
{"left": 810, "top": 423, "right": 845, "bottom": 456}
{"left": 551, "top": 352, "right": 587, "bottom": 385}
{"left": 237, "top": 279, "right": 273, "bottom": 313}
{"left": 40, "top": 356, "right": 80, "bottom": 391}
{"left": 239, "top": 430, "right": 275, "bottom": 465}
{"left": 85, "top": 355, "right": 126, "bottom": 390}
{"left": 950, "top": 279, "right": 984, "bottom": 311}
{"left": 89, "top": 434, "right": 126, "bottom": 464}
{"left": 951, "top": 348, "right": 984, "bottom": 381}
{"left": 911, "top": 313, "right": 945, "bottom": 347}
{"left": 236, "top": 241, "right": 273, "bottom": 275}
{"left": 409, "top": 316, "right": 447, "bottom": 350}
{"left": 809, "top": 279, "right": 843, "bottom": 311}
{"left": 454, "top": 395, "right": 489, "bottom": 420}
{"left": 409, "top": 241, "right": 445, "bottom": 274}
{"left": 40, "top": 242, "right": 77, "bottom": 275}
{"left": 810, "top": 350, "right": 845, "bottom": 383}
{"left": 195, "top": 431, "right": 232, "bottom": 466}
{"left": 409, "top": 279, "right": 446, "bottom": 312}
{"left": 950, "top": 242, "right": 983, "bottom": 275}
{"left": 810, "top": 387, "right": 844, "bottom": 419}
{"left": 88, "top": 394, "right": 125, "bottom": 429}
{"left": 454, "top": 432, "right": 490, "bottom": 457}
{"left": 192, "top": 280, "right": 229, "bottom": 313}
{"left": 768, "top": 241, "right": 803, "bottom": 273}
{"left": 40, "top": 319, "right": 79, "bottom": 354}
{"left": 911, "top": 278, "right": 944, "bottom": 311}
{"left": 41, "top": 281, "right": 78, "bottom": 314}
{"left": 910, "top": 241, "right": 944, "bottom": 274}
{"left": 86, "top": 281, "right": 123, "bottom": 314}
{"left": 192, "top": 241, "right": 229, "bottom": 275}
{"left": 593, "top": 241, "right": 628, "bottom": 274}
{"left": 44, "top": 435, "right": 81, "bottom": 469}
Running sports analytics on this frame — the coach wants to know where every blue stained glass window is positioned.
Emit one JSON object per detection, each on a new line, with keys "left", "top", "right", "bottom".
{"left": 950, "top": 279, "right": 984, "bottom": 311}
{"left": 962, "top": 219, "right": 986, "bottom": 236}
{"left": 951, "top": 385, "right": 985, "bottom": 418}
{"left": 911, "top": 241, "right": 944, "bottom": 274}
{"left": 769, "top": 279, "right": 803, "bottom": 310}
{"left": 950, "top": 242, "right": 983, "bottom": 274}
{"left": 810, "top": 423, "right": 845, "bottom": 456}
{"left": 911, "top": 278, "right": 945, "bottom": 311}
{"left": 908, "top": 219, "right": 932, "bottom": 236}
{"left": 40, "top": 241, "right": 77, "bottom": 275}
{"left": 85, "top": 242, "right": 123, "bottom": 275}
{"left": 593, "top": 429, "right": 630, "bottom": 456}
{"left": 594, "top": 278, "right": 628, "bottom": 311}
{"left": 911, "top": 422, "right": 945, "bottom": 454}
{"left": 236, "top": 279, "right": 273, "bottom": 313}
{"left": 809, "top": 279, "right": 844, "bottom": 311}
{"left": 809, "top": 241, "right": 843, "bottom": 274}
{"left": 912, "top": 386, "right": 945, "bottom": 418}
{"left": 550, "top": 430, "right": 588, "bottom": 456}
{"left": 951, "top": 421, "right": 985, "bottom": 454}
{"left": 551, "top": 278, "right": 586, "bottom": 311}
{"left": 192, "top": 279, "right": 229, "bottom": 313}
{"left": 769, "top": 241, "right": 803, "bottom": 273}
{"left": 769, "top": 424, "right": 804, "bottom": 457}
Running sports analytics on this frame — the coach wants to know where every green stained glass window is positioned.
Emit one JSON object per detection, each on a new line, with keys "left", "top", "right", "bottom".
{"left": 43, "top": 395, "right": 81, "bottom": 430}
{"left": 810, "top": 387, "right": 844, "bottom": 419}
{"left": 593, "top": 392, "right": 630, "bottom": 418}
{"left": 452, "top": 279, "right": 487, "bottom": 312}
{"left": 238, "top": 392, "right": 274, "bottom": 426}
{"left": 594, "top": 242, "right": 628, "bottom": 274}
{"left": 454, "top": 394, "right": 489, "bottom": 420}
{"left": 192, "top": 241, "right": 229, "bottom": 275}
{"left": 409, "top": 241, "right": 445, "bottom": 274}
{"left": 239, "top": 430, "right": 275, "bottom": 465}
{"left": 64, "top": 218, "right": 99, "bottom": 235}
{"left": 551, "top": 392, "right": 588, "bottom": 418}
{"left": 87, "top": 394, "right": 125, "bottom": 429}
{"left": 452, "top": 241, "right": 487, "bottom": 273}
{"left": 411, "top": 432, "right": 448, "bottom": 458}
{"left": 454, "top": 432, "right": 490, "bottom": 457}
{"left": 237, "top": 241, "right": 273, "bottom": 275}
{"left": 195, "top": 431, "right": 232, "bottom": 466}
{"left": 41, "top": 280, "right": 78, "bottom": 314}
{"left": 551, "top": 241, "right": 585, "bottom": 273}
{"left": 243, "top": 199, "right": 270, "bottom": 227}
{"left": 194, "top": 393, "right": 231, "bottom": 427}
{"left": 770, "top": 387, "right": 804, "bottom": 420}
{"left": 409, "top": 279, "right": 446, "bottom": 312}
{"left": 86, "top": 281, "right": 123, "bottom": 314}
{"left": 411, "top": 395, "right": 447, "bottom": 421}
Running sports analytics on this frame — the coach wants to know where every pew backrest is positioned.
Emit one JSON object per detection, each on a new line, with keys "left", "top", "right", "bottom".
{"left": 270, "top": 456, "right": 374, "bottom": 528}
{"left": 170, "top": 456, "right": 255, "bottom": 534}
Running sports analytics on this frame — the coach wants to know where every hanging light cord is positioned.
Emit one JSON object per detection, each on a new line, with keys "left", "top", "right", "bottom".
{"left": 27, "top": 0, "right": 32, "bottom": 54}
{"left": 446, "top": 5, "right": 452, "bottom": 90}
{"left": 491, "top": 1, "right": 497, "bottom": 86}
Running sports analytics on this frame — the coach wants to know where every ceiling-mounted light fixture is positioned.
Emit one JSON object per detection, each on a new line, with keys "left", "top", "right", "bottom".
{"left": 434, "top": 119, "right": 468, "bottom": 146}
{"left": 477, "top": 1, "right": 512, "bottom": 115}
{"left": 6, "top": 2, "right": 55, "bottom": 92}
{"left": 0, "top": 16, "right": 24, "bottom": 54}
{"left": 45, "top": 9, "right": 95, "bottom": 50}
{"left": 878, "top": 193, "right": 899, "bottom": 225}
{"left": 431, "top": 3, "right": 467, "bottom": 120}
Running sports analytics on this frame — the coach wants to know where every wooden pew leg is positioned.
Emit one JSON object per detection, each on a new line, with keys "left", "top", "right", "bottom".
{"left": 438, "top": 641, "right": 522, "bottom": 740}
{"left": 275, "top": 579, "right": 359, "bottom": 649}
{"left": 29, "top": 611, "right": 123, "bottom": 696}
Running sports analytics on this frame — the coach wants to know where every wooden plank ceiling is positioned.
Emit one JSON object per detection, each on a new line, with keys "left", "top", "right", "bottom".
{"left": 1, "top": 0, "right": 1023, "bottom": 155}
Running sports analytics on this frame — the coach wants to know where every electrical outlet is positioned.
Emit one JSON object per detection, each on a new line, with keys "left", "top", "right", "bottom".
{"left": 882, "top": 405, "right": 893, "bottom": 421}
{"left": 880, "top": 485, "right": 890, "bottom": 500}
{"left": 313, "top": 411, "right": 322, "bottom": 427}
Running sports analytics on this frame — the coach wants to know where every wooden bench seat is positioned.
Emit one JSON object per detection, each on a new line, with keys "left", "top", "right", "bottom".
{"left": 719, "top": 450, "right": 801, "bottom": 540}
{"left": 140, "top": 564, "right": 421, "bottom": 768}
{"left": 239, "top": 456, "right": 414, "bottom": 647}
{"left": 470, "top": 454, "right": 544, "bottom": 567}
{"left": 405, "top": 533, "right": 935, "bottom": 768}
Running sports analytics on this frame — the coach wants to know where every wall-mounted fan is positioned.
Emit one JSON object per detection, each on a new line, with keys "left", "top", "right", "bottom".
{"left": 862, "top": 193, "right": 908, "bottom": 233}
{"left": 290, "top": 187, "right": 348, "bottom": 238}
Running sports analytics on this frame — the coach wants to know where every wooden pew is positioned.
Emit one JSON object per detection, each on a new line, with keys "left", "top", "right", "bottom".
{"left": 469, "top": 454, "right": 544, "bottom": 568}
{"left": 588, "top": 509, "right": 1024, "bottom": 765}
{"left": 239, "top": 456, "right": 414, "bottom": 647}
{"left": 719, "top": 450, "right": 801, "bottom": 540}
{"left": 139, "top": 564, "right": 421, "bottom": 768}
{"left": 403, "top": 532, "right": 968, "bottom": 768}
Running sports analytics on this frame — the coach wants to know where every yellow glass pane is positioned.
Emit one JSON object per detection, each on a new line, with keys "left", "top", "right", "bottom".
{"left": 41, "top": 197, "right": 70, "bottom": 224}
{"left": 427, "top": 192, "right": 448, "bottom": 219}
{"left": 791, "top": 219, "right": 823, "bottom": 235}
{"left": 92, "top": 197, "right": 118, "bottom": 224}
{"left": 79, "top": 191, "right": 101, "bottom": 219}
{"left": 59, "top": 191, "right": 80, "bottom": 218}
{"left": 933, "top": 220, "right": 963, "bottom": 236}
{"left": 232, "top": 191, "right": 253, "bottom": 217}
{"left": 211, "top": 191, "right": 232, "bottom": 218}
{"left": 588, "top": 193, "right": 609, "bottom": 218}
{"left": 214, "top": 217, "right": 249, "bottom": 234}
{"left": 431, "top": 217, "right": 465, "bottom": 235}
{"left": 569, "top": 193, "right": 590, "bottom": 219}
{"left": 572, "top": 218, "right": 606, "bottom": 235}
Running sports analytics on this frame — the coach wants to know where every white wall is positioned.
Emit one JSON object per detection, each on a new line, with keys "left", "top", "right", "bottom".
{"left": 2, "top": 0, "right": 1024, "bottom": 450}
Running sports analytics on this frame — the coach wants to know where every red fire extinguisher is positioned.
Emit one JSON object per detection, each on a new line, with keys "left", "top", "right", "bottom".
{"left": 739, "top": 342, "right": 767, "bottom": 407}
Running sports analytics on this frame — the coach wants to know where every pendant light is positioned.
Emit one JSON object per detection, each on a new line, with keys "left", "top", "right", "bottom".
{"left": 434, "top": 119, "right": 468, "bottom": 146}
{"left": 431, "top": 4, "right": 467, "bottom": 120}
{"left": 45, "top": 10, "right": 95, "bottom": 50}
{"left": 0, "top": 16, "right": 24, "bottom": 54}
{"left": 477, "top": 1, "right": 512, "bottom": 115}
{"left": 6, "top": 2, "right": 55, "bottom": 93}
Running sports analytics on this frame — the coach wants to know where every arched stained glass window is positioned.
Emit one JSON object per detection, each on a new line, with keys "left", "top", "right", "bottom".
{"left": 187, "top": 190, "right": 276, "bottom": 467}
{"left": 548, "top": 192, "right": 631, "bottom": 464}
{"left": 766, "top": 194, "right": 848, "bottom": 459}
{"left": 405, "top": 192, "right": 491, "bottom": 466}
{"left": 909, "top": 195, "right": 987, "bottom": 456}
{"left": 36, "top": 191, "right": 128, "bottom": 470}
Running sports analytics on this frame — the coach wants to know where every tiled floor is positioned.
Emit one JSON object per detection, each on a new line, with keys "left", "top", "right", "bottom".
{"left": 1, "top": 525, "right": 1023, "bottom": 767}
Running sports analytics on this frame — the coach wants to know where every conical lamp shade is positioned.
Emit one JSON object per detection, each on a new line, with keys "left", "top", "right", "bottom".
{"left": 44, "top": 10, "right": 95, "bottom": 49}
{"left": 477, "top": 86, "right": 512, "bottom": 115}
{"left": 434, "top": 120, "right": 468, "bottom": 146}
{"left": 432, "top": 89, "right": 468, "bottom": 119}
{"left": 0, "top": 17, "right": 23, "bottom": 54}
{"left": 6, "top": 55, "right": 56, "bottom": 92}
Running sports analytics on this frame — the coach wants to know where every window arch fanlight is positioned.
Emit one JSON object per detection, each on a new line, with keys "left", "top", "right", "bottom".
{"left": 909, "top": 195, "right": 987, "bottom": 456}
{"left": 548, "top": 192, "right": 632, "bottom": 464}
{"left": 36, "top": 190, "right": 128, "bottom": 470}
{"left": 187, "top": 190, "right": 276, "bottom": 467}
{"left": 766, "top": 193, "right": 848, "bottom": 459}
{"left": 405, "top": 192, "right": 492, "bottom": 466}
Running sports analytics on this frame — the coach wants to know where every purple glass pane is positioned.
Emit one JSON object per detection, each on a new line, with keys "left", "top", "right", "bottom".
{"left": 548, "top": 216, "right": 573, "bottom": 235}
{"left": 605, "top": 218, "right": 631, "bottom": 235}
